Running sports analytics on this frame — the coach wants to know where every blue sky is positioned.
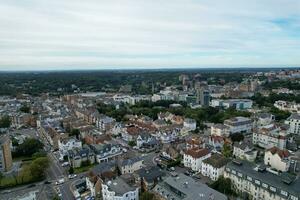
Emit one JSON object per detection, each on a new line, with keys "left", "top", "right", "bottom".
{"left": 0, "top": 0, "right": 300, "bottom": 71}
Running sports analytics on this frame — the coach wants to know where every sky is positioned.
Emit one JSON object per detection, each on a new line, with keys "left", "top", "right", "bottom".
{"left": 0, "top": 0, "right": 300, "bottom": 71}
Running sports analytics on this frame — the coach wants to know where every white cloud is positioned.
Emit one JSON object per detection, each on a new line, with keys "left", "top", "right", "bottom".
{"left": 0, "top": 0, "right": 299, "bottom": 70}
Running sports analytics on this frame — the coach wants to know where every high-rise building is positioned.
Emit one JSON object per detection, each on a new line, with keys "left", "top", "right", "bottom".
{"left": 197, "top": 89, "right": 210, "bottom": 107}
{"left": 0, "top": 135, "right": 13, "bottom": 172}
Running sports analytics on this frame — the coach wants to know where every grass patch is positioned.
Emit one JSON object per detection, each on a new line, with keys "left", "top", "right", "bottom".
{"left": 74, "top": 163, "right": 97, "bottom": 174}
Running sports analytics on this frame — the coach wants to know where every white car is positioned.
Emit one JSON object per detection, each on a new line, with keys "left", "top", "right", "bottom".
{"left": 61, "top": 162, "right": 69, "bottom": 167}
{"left": 55, "top": 178, "right": 65, "bottom": 185}
{"left": 68, "top": 174, "right": 77, "bottom": 179}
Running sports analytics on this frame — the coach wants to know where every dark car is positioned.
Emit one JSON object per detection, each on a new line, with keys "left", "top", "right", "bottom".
{"left": 27, "top": 184, "right": 36, "bottom": 188}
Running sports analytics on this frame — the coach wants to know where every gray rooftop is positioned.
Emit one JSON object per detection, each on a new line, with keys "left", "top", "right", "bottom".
{"left": 226, "top": 160, "right": 300, "bottom": 198}
{"left": 105, "top": 177, "right": 137, "bottom": 196}
{"left": 153, "top": 173, "right": 227, "bottom": 200}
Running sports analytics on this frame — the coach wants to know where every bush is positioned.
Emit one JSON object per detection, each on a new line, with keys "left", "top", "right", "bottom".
{"left": 128, "top": 140, "right": 136, "bottom": 147}
{"left": 0, "top": 115, "right": 11, "bottom": 128}
{"left": 13, "top": 138, "right": 44, "bottom": 158}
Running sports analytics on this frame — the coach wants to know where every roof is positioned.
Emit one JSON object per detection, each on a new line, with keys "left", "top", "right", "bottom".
{"left": 226, "top": 160, "right": 300, "bottom": 197}
{"left": 233, "top": 141, "right": 253, "bottom": 150}
{"left": 203, "top": 153, "right": 229, "bottom": 168}
{"left": 137, "top": 166, "right": 165, "bottom": 183}
{"left": 267, "top": 147, "right": 290, "bottom": 159}
{"left": 105, "top": 177, "right": 137, "bottom": 196}
{"left": 287, "top": 113, "right": 300, "bottom": 120}
{"left": 185, "top": 148, "right": 210, "bottom": 159}
{"left": 119, "top": 157, "right": 143, "bottom": 167}
{"left": 154, "top": 173, "right": 227, "bottom": 200}
{"left": 212, "top": 123, "right": 228, "bottom": 129}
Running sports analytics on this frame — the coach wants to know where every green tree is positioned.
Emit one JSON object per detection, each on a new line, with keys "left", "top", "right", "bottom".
{"left": 30, "top": 157, "right": 49, "bottom": 180}
{"left": 140, "top": 191, "right": 156, "bottom": 200}
{"left": 230, "top": 133, "right": 244, "bottom": 142}
{"left": 20, "top": 105, "right": 31, "bottom": 113}
{"left": 13, "top": 138, "right": 44, "bottom": 158}
{"left": 210, "top": 176, "right": 236, "bottom": 196}
{"left": 222, "top": 143, "right": 232, "bottom": 158}
{"left": 69, "top": 166, "right": 74, "bottom": 174}
{"left": 128, "top": 140, "right": 136, "bottom": 147}
{"left": 70, "top": 129, "right": 80, "bottom": 139}
{"left": 0, "top": 115, "right": 11, "bottom": 128}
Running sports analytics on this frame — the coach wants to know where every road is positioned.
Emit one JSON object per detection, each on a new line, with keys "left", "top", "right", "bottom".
{"left": 35, "top": 126, "right": 77, "bottom": 200}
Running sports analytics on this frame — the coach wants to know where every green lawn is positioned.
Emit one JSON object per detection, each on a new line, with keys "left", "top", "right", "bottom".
{"left": 74, "top": 164, "right": 97, "bottom": 174}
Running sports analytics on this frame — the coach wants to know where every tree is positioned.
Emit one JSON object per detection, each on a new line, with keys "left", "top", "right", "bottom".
{"left": 210, "top": 176, "right": 236, "bottom": 196}
{"left": 20, "top": 105, "right": 31, "bottom": 113}
{"left": 128, "top": 140, "right": 136, "bottom": 147}
{"left": 32, "top": 151, "right": 47, "bottom": 160}
{"left": 140, "top": 191, "right": 156, "bottom": 200}
{"left": 30, "top": 157, "right": 49, "bottom": 180}
{"left": 69, "top": 166, "right": 74, "bottom": 174}
{"left": 230, "top": 133, "right": 244, "bottom": 142}
{"left": 70, "top": 129, "right": 80, "bottom": 139}
{"left": 13, "top": 138, "right": 44, "bottom": 158}
{"left": 222, "top": 143, "right": 232, "bottom": 158}
{"left": 0, "top": 115, "right": 11, "bottom": 128}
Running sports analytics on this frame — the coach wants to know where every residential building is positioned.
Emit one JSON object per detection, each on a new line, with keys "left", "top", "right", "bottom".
{"left": 211, "top": 123, "right": 230, "bottom": 137}
{"left": 183, "top": 148, "right": 211, "bottom": 172}
{"left": 274, "top": 100, "right": 300, "bottom": 113}
{"left": 253, "top": 113, "right": 275, "bottom": 127}
{"left": 67, "top": 145, "right": 95, "bottom": 168}
{"left": 0, "top": 135, "right": 13, "bottom": 172}
{"left": 118, "top": 157, "right": 144, "bottom": 174}
{"left": 224, "top": 117, "right": 252, "bottom": 134}
{"left": 285, "top": 113, "right": 300, "bottom": 135}
{"left": 252, "top": 124, "right": 287, "bottom": 149}
{"left": 101, "top": 177, "right": 139, "bottom": 200}
{"left": 136, "top": 166, "right": 165, "bottom": 191}
{"left": 58, "top": 137, "right": 82, "bottom": 156}
{"left": 183, "top": 118, "right": 197, "bottom": 131}
{"left": 90, "top": 143, "right": 122, "bottom": 163}
{"left": 224, "top": 160, "right": 300, "bottom": 200}
{"left": 264, "top": 147, "right": 290, "bottom": 172}
{"left": 86, "top": 161, "right": 117, "bottom": 197}
{"left": 211, "top": 99, "right": 253, "bottom": 110}
{"left": 233, "top": 142, "right": 257, "bottom": 162}
{"left": 201, "top": 153, "right": 229, "bottom": 181}
{"left": 153, "top": 173, "right": 227, "bottom": 200}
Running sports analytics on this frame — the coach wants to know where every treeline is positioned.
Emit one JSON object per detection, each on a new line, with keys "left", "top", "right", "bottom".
{"left": 97, "top": 100, "right": 251, "bottom": 129}
{"left": 0, "top": 70, "right": 256, "bottom": 96}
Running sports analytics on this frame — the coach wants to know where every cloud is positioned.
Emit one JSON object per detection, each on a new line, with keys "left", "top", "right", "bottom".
{"left": 0, "top": 0, "right": 299, "bottom": 70}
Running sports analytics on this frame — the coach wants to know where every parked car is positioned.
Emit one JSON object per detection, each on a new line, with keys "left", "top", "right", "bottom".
{"left": 68, "top": 174, "right": 77, "bottom": 179}
{"left": 55, "top": 178, "right": 65, "bottom": 185}
{"left": 61, "top": 162, "right": 69, "bottom": 167}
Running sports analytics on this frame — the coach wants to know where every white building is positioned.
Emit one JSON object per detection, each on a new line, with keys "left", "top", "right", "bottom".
{"left": 252, "top": 124, "right": 287, "bottom": 150}
{"left": 224, "top": 160, "right": 300, "bottom": 200}
{"left": 253, "top": 113, "right": 275, "bottom": 127}
{"left": 274, "top": 100, "right": 300, "bottom": 113}
{"left": 233, "top": 142, "right": 257, "bottom": 162}
{"left": 201, "top": 153, "right": 229, "bottom": 181}
{"left": 285, "top": 113, "right": 300, "bottom": 135}
{"left": 183, "top": 118, "right": 197, "bottom": 131}
{"left": 58, "top": 137, "right": 82, "bottom": 156}
{"left": 102, "top": 178, "right": 139, "bottom": 200}
{"left": 118, "top": 157, "right": 144, "bottom": 174}
{"left": 211, "top": 99, "right": 253, "bottom": 110}
{"left": 211, "top": 123, "right": 230, "bottom": 137}
{"left": 183, "top": 148, "right": 211, "bottom": 172}
{"left": 264, "top": 147, "right": 290, "bottom": 172}
{"left": 224, "top": 117, "right": 252, "bottom": 134}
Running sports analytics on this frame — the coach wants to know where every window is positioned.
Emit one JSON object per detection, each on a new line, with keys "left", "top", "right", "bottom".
{"left": 270, "top": 186, "right": 276, "bottom": 192}
{"left": 280, "top": 190, "right": 288, "bottom": 196}
{"left": 262, "top": 183, "right": 268, "bottom": 189}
